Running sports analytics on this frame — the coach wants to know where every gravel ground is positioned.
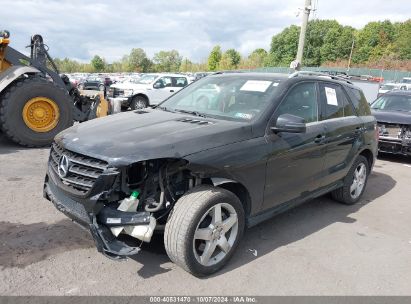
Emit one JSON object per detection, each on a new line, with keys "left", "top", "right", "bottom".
{"left": 0, "top": 133, "right": 411, "bottom": 295}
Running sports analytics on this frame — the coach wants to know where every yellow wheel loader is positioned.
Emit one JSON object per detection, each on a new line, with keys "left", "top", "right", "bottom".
{"left": 0, "top": 30, "right": 108, "bottom": 147}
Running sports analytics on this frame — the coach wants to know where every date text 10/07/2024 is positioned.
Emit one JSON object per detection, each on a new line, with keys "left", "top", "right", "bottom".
{"left": 149, "top": 296, "right": 257, "bottom": 303}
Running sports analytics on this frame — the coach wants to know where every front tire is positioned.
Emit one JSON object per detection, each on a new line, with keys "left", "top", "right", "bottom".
{"left": 130, "top": 96, "right": 148, "bottom": 110}
{"left": 331, "top": 155, "right": 370, "bottom": 205}
{"left": 164, "top": 185, "right": 245, "bottom": 277}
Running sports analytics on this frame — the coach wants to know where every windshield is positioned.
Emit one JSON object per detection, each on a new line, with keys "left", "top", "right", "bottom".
{"left": 371, "top": 94, "right": 411, "bottom": 112}
{"left": 136, "top": 74, "right": 158, "bottom": 84}
{"left": 160, "top": 75, "right": 282, "bottom": 121}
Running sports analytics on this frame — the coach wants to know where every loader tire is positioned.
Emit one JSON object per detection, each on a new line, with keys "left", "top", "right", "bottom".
{"left": 0, "top": 77, "right": 73, "bottom": 147}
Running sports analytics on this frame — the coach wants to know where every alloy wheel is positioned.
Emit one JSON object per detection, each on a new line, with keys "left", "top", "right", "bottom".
{"left": 193, "top": 203, "right": 238, "bottom": 267}
{"left": 350, "top": 162, "right": 367, "bottom": 199}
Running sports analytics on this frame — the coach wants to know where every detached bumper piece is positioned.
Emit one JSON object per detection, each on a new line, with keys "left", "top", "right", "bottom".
{"left": 44, "top": 167, "right": 151, "bottom": 260}
{"left": 89, "top": 217, "right": 142, "bottom": 260}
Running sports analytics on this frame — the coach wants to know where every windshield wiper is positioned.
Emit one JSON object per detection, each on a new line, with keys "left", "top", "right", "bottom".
{"left": 173, "top": 109, "right": 208, "bottom": 118}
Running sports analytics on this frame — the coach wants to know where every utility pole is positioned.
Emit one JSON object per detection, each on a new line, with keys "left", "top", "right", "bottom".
{"left": 347, "top": 39, "right": 355, "bottom": 71}
{"left": 295, "top": 0, "right": 312, "bottom": 67}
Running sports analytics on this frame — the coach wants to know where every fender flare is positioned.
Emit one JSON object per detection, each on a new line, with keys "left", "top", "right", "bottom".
{"left": 210, "top": 177, "right": 238, "bottom": 186}
{"left": 0, "top": 65, "right": 41, "bottom": 93}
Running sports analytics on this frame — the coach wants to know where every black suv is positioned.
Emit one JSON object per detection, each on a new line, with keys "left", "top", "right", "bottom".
{"left": 78, "top": 77, "right": 106, "bottom": 91}
{"left": 43, "top": 72, "right": 377, "bottom": 276}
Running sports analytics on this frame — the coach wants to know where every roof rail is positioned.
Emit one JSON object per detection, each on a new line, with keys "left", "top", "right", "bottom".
{"left": 212, "top": 70, "right": 247, "bottom": 75}
{"left": 289, "top": 71, "right": 353, "bottom": 85}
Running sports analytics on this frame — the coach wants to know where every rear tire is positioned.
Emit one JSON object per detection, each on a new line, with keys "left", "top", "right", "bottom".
{"left": 164, "top": 185, "right": 245, "bottom": 277}
{"left": 130, "top": 96, "right": 148, "bottom": 110}
{"left": 331, "top": 155, "right": 369, "bottom": 205}
{"left": 0, "top": 77, "right": 73, "bottom": 147}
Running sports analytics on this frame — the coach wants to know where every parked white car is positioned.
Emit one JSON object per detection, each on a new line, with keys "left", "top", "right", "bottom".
{"left": 378, "top": 82, "right": 409, "bottom": 97}
{"left": 108, "top": 73, "right": 191, "bottom": 109}
{"left": 379, "top": 83, "right": 402, "bottom": 95}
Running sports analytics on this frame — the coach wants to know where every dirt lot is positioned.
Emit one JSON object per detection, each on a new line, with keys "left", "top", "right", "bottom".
{"left": 0, "top": 133, "right": 411, "bottom": 296}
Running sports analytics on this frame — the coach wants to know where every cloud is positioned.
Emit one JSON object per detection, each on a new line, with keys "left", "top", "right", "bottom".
{"left": 2, "top": 0, "right": 410, "bottom": 63}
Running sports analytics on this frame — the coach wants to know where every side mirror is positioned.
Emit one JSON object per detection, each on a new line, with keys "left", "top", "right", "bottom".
{"left": 153, "top": 81, "right": 164, "bottom": 89}
{"left": 271, "top": 114, "right": 306, "bottom": 133}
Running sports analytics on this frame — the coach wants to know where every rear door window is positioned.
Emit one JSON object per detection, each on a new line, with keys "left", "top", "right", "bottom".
{"left": 319, "top": 83, "right": 355, "bottom": 119}
{"left": 173, "top": 77, "right": 188, "bottom": 87}
{"left": 346, "top": 87, "right": 371, "bottom": 116}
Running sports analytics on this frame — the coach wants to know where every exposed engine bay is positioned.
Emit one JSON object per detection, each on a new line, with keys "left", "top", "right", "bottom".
{"left": 91, "top": 159, "right": 202, "bottom": 251}
{"left": 378, "top": 123, "right": 411, "bottom": 155}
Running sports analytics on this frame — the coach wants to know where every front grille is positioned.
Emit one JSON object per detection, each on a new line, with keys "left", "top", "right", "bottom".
{"left": 108, "top": 88, "right": 124, "bottom": 98}
{"left": 49, "top": 143, "right": 108, "bottom": 194}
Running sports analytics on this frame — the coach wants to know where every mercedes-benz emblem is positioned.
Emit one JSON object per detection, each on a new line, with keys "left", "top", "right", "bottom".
{"left": 58, "top": 154, "right": 70, "bottom": 178}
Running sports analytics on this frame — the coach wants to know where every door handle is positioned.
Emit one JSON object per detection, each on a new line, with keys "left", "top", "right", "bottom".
{"left": 314, "top": 134, "right": 326, "bottom": 144}
{"left": 170, "top": 90, "right": 175, "bottom": 92}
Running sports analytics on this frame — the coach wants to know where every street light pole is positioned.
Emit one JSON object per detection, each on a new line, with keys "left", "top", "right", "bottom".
{"left": 295, "top": 0, "right": 312, "bottom": 66}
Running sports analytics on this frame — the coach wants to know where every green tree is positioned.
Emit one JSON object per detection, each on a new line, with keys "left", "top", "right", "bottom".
{"left": 90, "top": 55, "right": 105, "bottom": 72}
{"left": 217, "top": 53, "right": 232, "bottom": 70}
{"left": 153, "top": 50, "right": 182, "bottom": 72}
{"left": 53, "top": 57, "right": 79, "bottom": 73}
{"left": 318, "top": 24, "right": 355, "bottom": 63}
{"left": 208, "top": 45, "right": 222, "bottom": 71}
{"left": 180, "top": 58, "right": 194, "bottom": 72}
{"left": 267, "top": 20, "right": 357, "bottom": 67}
{"left": 353, "top": 20, "right": 396, "bottom": 63}
{"left": 303, "top": 20, "right": 347, "bottom": 66}
{"left": 248, "top": 48, "right": 268, "bottom": 68}
{"left": 217, "top": 49, "right": 241, "bottom": 70}
{"left": 393, "top": 19, "right": 411, "bottom": 59}
{"left": 128, "top": 48, "right": 152, "bottom": 72}
{"left": 266, "top": 25, "right": 300, "bottom": 66}
{"left": 225, "top": 49, "right": 241, "bottom": 68}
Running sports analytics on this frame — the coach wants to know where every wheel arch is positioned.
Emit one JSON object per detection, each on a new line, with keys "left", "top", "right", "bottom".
{"left": 207, "top": 178, "right": 252, "bottom": 217}
{"left": 358, "top": 148, "right": 375, "bottom": 169}
{"left": 131, "top": 93, "right": 149, "bottom": 105}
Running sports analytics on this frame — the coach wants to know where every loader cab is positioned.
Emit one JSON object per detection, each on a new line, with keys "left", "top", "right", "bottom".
{"left": 0, "top": 30, "right": 11, "bottom": 73}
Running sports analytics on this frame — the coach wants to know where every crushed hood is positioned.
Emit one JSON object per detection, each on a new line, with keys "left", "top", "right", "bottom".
{"left": 56, "top": 109, "right": 253, "bottom": 166}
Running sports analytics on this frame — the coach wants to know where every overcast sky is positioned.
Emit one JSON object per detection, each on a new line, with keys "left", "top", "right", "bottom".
{"left": 2, "top": 0, "right": 410, "bottom": 63}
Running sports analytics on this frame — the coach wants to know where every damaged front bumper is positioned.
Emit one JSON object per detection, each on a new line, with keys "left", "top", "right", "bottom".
{"left": 43, "top": 165, "right": 150, "bottom": 260}
{"left": 378, "top": 137, "right": 411, "bottom": 156}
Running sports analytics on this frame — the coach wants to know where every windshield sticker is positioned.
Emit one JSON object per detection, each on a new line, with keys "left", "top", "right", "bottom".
{"left": 273, "top": 82, "right": 279, "bottom": 87}
{"left": 240, "top": 80, "right": 272, "bottom": 92}
{"left": 235, "top": 113, "right": 253, "bottom": 120}
{"left": 325, "top": 87, "right": 338, "bottom": 106}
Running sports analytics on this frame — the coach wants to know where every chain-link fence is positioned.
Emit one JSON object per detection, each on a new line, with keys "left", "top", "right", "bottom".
{"left": 242, "top": 66, "right": 411, "bottom": 83}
